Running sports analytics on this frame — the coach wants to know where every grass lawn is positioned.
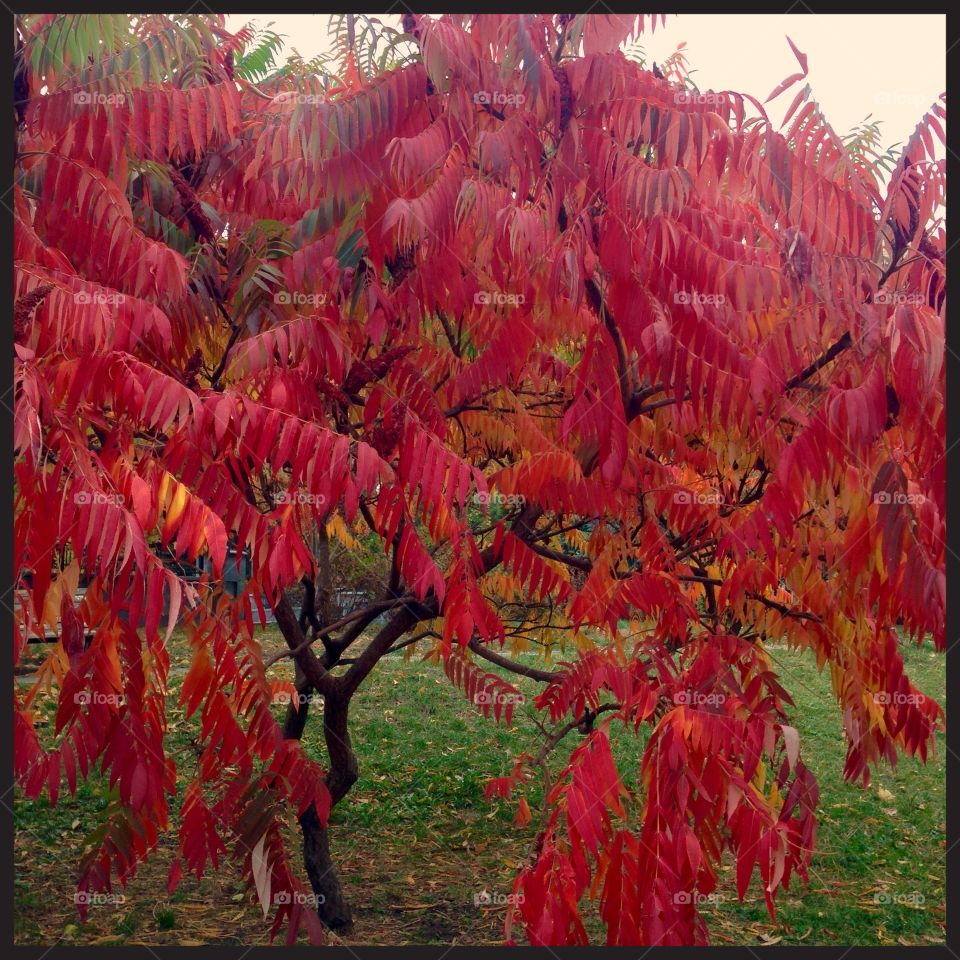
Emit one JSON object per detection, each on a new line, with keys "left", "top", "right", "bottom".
{"left": 14, "top": 628, "right": 945, "bottom": 947}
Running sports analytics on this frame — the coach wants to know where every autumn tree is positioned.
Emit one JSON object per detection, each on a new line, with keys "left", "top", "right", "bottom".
{"left": 13, "top": 13, "right": 945, "bottom": 946}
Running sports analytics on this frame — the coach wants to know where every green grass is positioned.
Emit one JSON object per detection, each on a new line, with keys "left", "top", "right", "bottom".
{"left": 708, "top": 640, "right": 945, "bottom": 945}
{"left": 14, "top": 629, "right": 944, "bottom": 946}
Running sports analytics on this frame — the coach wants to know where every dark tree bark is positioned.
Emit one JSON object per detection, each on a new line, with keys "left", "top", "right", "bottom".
{"left": 299, "top": 803, "right": 353, "bottom": 932}
{"left": 269, "top": 504, "right": 549, "bottom": 934}
{"left": 282, "top": 668, "right": 359, "bottom": 933}
{"left": 276, "top": 585, "right": 355, "bottom": 933}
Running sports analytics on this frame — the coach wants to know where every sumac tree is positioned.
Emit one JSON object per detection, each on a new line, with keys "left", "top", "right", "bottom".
{"left": 13, "top": 12, "right": 945, "bottom": 946}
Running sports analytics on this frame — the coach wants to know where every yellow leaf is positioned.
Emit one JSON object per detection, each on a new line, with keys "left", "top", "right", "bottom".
{"left": 166, "top": 481, "right": 189, "bottom": 527}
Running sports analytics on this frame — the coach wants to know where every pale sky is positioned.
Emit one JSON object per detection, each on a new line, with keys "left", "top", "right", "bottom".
{"left": 224, "top": 13, "right": 945, "bottom": 150}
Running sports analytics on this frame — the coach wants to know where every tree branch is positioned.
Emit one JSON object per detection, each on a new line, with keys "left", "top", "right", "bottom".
{"left": 264, "top": 595, "right": 416, "bottom": 669}
{"left": 468, "top": 636, "right": 559, "bottom": 683}
{"left": 270, "top": 590, "right": 331, "bottom": 695}
{"left": 783, "top": 331, "right": 852, "bottom": 392}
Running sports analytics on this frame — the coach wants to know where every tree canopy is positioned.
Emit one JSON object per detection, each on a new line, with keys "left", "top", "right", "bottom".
{"left": 13, "top": 12, "right": 945, "bottom": 946}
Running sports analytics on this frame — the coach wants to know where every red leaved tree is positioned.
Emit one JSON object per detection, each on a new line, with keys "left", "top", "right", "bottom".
{"left": 13, "top": 12, "right": 945, "bottom": 946}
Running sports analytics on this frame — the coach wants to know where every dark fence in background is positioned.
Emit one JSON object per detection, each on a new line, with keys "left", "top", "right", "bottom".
{"left": 17, "top": 549, "right": 378, "bottom": 640}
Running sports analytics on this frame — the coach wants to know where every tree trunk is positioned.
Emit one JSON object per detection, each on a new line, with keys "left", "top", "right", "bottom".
{"left": 284, "top": 674, "right": 358, "bottom": 934}
{"left": 299, "top": 803, "right": 354, "bottom": 932}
